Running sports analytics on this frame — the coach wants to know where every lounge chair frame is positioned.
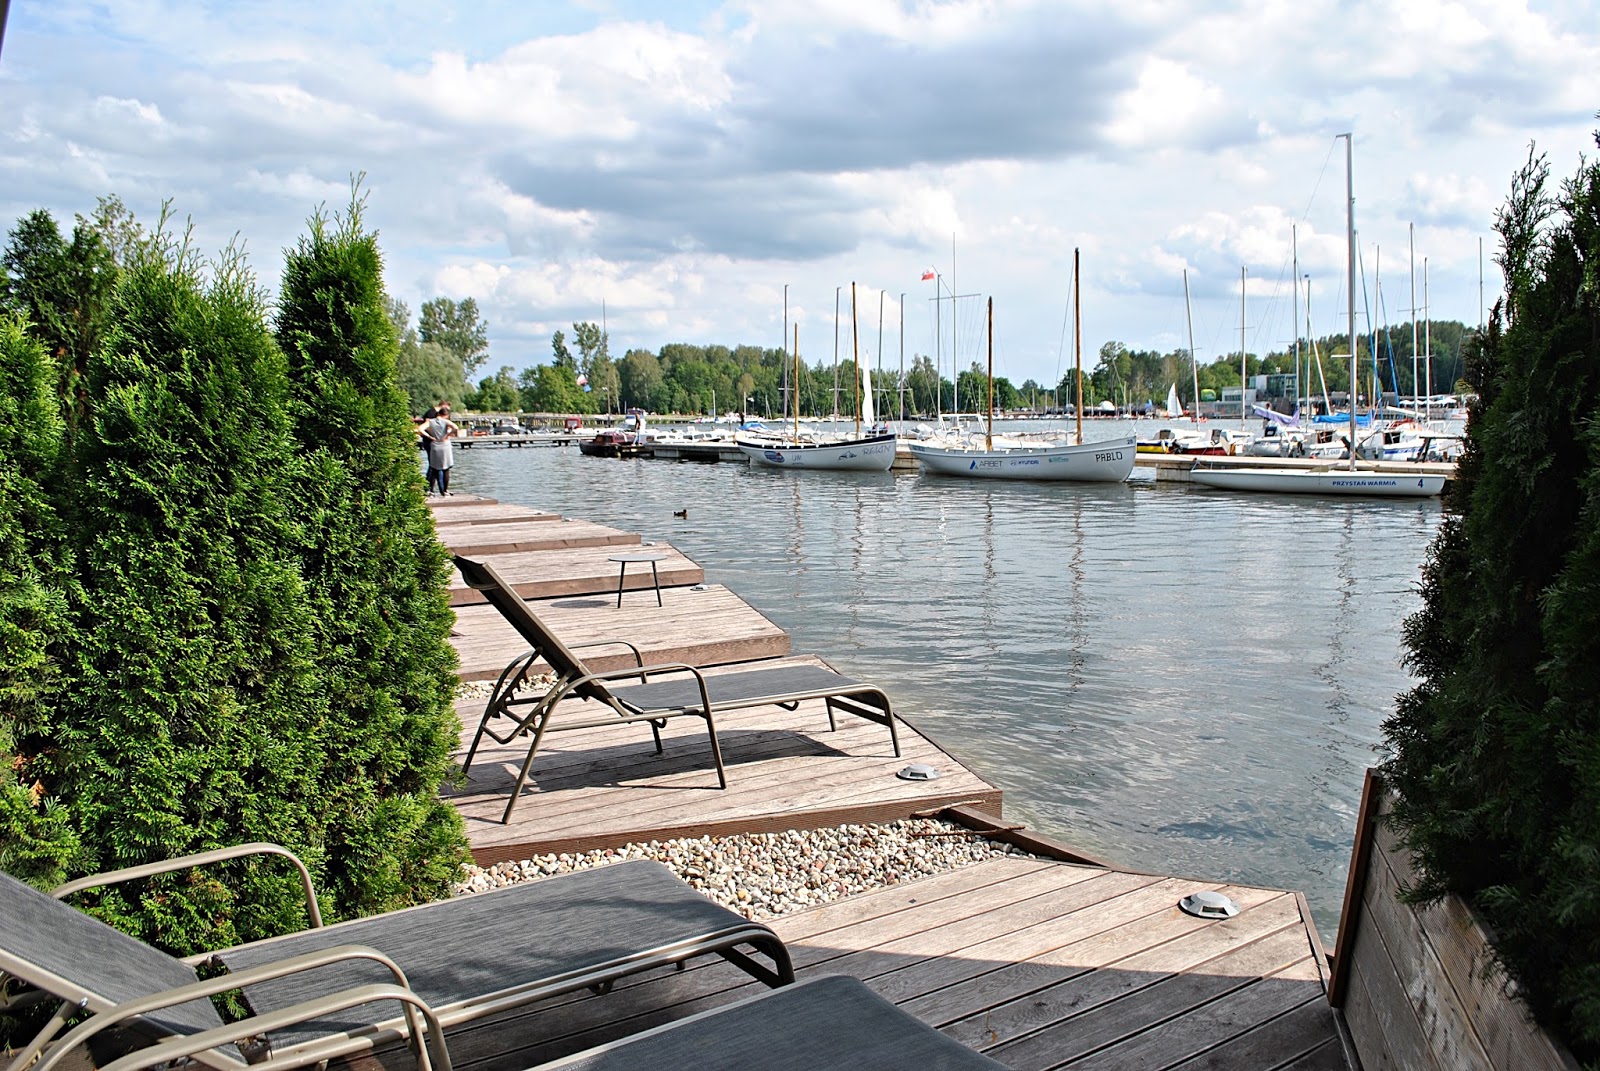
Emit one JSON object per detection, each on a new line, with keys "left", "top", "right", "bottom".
{"left": 2, "top": 845, "right": 793, "bottom": 1071}
{"left": 453, "top": 554, "right": 901, "bottom": 823}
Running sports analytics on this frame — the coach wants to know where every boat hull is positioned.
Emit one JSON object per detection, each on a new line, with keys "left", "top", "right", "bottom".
{"left": 1189, "top": 467, "right": 1446, "bottom": 497}
{"left": 735, "top": 432, "right": 897, "bottom": 471}
{"left": 910, "top": 435, "right": 1135, "bottom": 483}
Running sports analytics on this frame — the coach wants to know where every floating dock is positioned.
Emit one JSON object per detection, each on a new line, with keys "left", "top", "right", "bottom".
{"left": 429, "top": 494, "right": 1347, "bottom": 1070}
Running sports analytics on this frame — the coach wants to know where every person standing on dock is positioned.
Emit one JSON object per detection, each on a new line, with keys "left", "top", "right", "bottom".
{"left": 424, "top": 404, "right": 459, "bottom": 495}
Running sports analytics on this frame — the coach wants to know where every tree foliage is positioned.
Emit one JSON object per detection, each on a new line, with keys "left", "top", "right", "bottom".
{"left": 0, "top": 194, "right": 471, "bottom": 958}
{"left": 418, "top": 296, "right": 489, "bottom": 378}
{"left": 274, "top": 188, "right": 469, "bottom": 917}
{"left": 0, "top": 315, "right": 80, "bottom": 886}
{"left": 1383, "top": 135, "right": 1600, "bottom": 1064}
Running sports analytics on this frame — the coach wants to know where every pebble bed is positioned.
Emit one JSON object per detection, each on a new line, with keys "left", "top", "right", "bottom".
{"left": 453, "top": 819, "right": 1037, "bottom": 920}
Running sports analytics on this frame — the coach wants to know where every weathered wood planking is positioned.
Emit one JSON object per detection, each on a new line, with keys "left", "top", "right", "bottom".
{"left": 448, "top": 655, "right": 999, "bottom": 861}
{"left": 430, "top": 504, "right": 561, "bottom": 526}
{"left": 426, "top": 494, "right": 498, "bottom": 507}
{"left": 393, "top": 858, "right": 1338, "bottom": 1071}
{"left": 439, "top": 519, "right": 639, "bottom": 557}
{"left": 445, "top": 546, "right": 704, "bottom": 606}
{"left": 1332, "top": 776, "right": 1578, "bottom": 1071}
{"left": 449, "top": 583, "right": 790, "bottom": 682}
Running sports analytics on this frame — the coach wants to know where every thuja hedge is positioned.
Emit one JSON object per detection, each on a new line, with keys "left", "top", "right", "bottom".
{"left": 1385, "top": 135, "right": 1600, "bottom": 1062}
{"left": 0, "top": 199, "right": 467, "bottom": 956}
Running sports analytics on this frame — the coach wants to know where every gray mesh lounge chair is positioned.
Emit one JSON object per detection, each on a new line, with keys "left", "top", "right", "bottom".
{"left": 105, "top": 975, "right": 1007, "bottom": 1071}
{"left": 1, "top": 846, "right": 792, "bottom": 1071}
{"left": 454, "top": 554, "right": 902, "bottom": 823}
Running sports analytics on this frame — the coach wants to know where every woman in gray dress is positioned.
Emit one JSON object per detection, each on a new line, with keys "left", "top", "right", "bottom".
{"left": 424, "top": 404, "right": 460, "bottom": 495}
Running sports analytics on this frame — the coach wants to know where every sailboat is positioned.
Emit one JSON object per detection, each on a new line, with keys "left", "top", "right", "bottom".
{"left": 909, "top": 262, "right": 1135, "bottom": 483}
{"left": 736, "top": 283, "right": 896, "bottom": 472}
{"left": 1189, "top": 135, "right": 1446, "bottom": 499}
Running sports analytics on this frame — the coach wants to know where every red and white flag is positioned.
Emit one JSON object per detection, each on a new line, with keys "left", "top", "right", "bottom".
{"left": 920, "top": 270, "right": 936, "bottom": 281}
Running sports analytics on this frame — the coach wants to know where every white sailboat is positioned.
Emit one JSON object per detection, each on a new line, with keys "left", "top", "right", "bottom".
{"left": 910, "top": 261, "right": 1135, "bottom": 484}
{"left": 1189, "top": 135, "right": 1446, "bottom": 500}
{"left": 737, "top": 283, "right": 896, "bottom": 472}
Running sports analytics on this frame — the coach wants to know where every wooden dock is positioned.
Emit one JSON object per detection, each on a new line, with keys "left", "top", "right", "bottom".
{"left": 445, "top": 545, "right": 704, "bottom": 606}
{"left": 429, "top": 495, "right": 1348, "bottom": 1070}
{"left": 422, "top": 857, "right": 1340, "bottom": 1071}
{"left": 447, "top": 654, "right": 1001, "bottom": 861}
{"left": 438, "top": 518, "right": 640, "bottom": 557}
{"left": 430, "top": 503, "right": 561, "bottom": 527}
{"left": 449, "top": 583, "right": 790, "bottom": 681}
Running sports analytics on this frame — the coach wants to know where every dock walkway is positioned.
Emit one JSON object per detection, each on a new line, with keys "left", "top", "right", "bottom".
{"left": 424, "top": 857, "right": 1340, "bottom": 1071}
{"left": 429, "top": 495, "right": 1347, "bottom": 1069}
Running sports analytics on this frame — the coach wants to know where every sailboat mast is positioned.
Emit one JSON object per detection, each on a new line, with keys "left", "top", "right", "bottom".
{"left": 986, "top": 297, "right": 994, "bottom": 452}
{"left": 1410, "top": 223, "right": 1418, "bottom": 412}
{"left": 899, "top": 292, "right": 906, "bottom": 424}
{"left": 934, "top": 274, "right": 942, "bottom": 421}
{"left": 1344, "top": 132, "right": 1357, "bottom": 472}
{"left": 1424, "top": 257, "right": 1433, "bottom": 423}
{"left": 877, "top": 290, "right": 885, "bottom": 426}
{"left": 1292, "top": 226, "right": 1300, "bottom": 415}
{"left": 782, "top": 284, "right": 789, "bottom": 417}
{"left": 1183, "top": 269, "right": 1199, "bottom": 425}
{"left": 833, "top": 287, "right": 841, "bottom": 421}
{"left": 1074, "top": 247, "right": 1083, "bottom": 444}
{"left": 851, "top": 281, "right": 861, "bottom": 437}
{"left": 1240, "top": 266, "right": 1248, "bottom": 427}
{"left": 793, "top": 324, "right": 800, "bottom": 440}
{"left": 952, "top": 236, "right": 959, "bottom": 416}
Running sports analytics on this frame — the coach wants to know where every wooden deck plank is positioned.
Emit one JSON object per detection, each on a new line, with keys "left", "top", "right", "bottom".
{"left": 417, "top": 859, "right": 1341, "bottom": 1071}
{"left": 1056, "top": 962, "right": 1326, "bottom": 1070}
{"left": 440, "top": 519, "right": 639, "bottom": 557}
{"left": 448, "top": 655, "right": 998, "bottom": 860}
{"left": 430, "top": 504, "right": 561, "bottom": 526}
{"left": 985, "top": 926, "right": 1320, "bottom": 1069}
{"left": 426, "top": 494, "right": 498, "bottom": 507}
{"left": 446, "top": 545, "right": 704, "bottom": 605}
{"left": 930, "top": 886, "right": 1294, "bottom": 1047}
{"left": 1162, "top": 994, "right": 1342, "bottom": 1070}
{"left": 449, "top": 583, "right": 791, "bottom": 682}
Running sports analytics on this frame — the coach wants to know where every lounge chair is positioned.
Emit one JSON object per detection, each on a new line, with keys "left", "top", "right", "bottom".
{"left": 104, "top": 975, "right": 1007, "bottom": 1071}
{"left": 453, "top": 554, "right": 902, "bottom": 823}
{"left": 1, "top": 844, "right": 792, "bottom": 1071}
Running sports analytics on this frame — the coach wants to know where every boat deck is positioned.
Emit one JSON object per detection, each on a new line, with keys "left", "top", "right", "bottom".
{"left": 413, "top": 857, "right": 1342, "bottom": 1071}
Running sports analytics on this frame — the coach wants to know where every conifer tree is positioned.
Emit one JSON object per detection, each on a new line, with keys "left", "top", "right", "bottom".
{"left": 1386, "top": 135, "right": 1600, "bottom": 1061}
{"left": 55, "top": 230, "right": 324, "bottom": 952}
{"left": 0, "top": 314, "right": 79, "bottom": 885}
{"left": 274, "top": 188, "right": 468, "bottom": 914}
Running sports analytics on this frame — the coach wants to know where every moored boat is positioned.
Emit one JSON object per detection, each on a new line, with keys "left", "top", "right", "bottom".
{"left": 912, "top": 434, "right": 1135, "bottom": 482}
{"left": 577, "top": 429, "right": 645, "bottom": 458}
{"left": 1189, "top": 465, "right": 1446, "bottom": 497}
{"left": 737, "top": 432, "right": 897, "bottom": 470}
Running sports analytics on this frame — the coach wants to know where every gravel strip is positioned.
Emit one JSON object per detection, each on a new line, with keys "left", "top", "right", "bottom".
{"left": 453, "top": 819, "right": 1038, "bottom": 920}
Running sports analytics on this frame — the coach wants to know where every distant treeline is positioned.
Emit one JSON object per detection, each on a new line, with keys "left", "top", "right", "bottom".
{"left": 403, "top": 304, "right": 1479, "bottom": 417}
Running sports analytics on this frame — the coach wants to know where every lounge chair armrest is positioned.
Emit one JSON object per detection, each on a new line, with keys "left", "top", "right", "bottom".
{"left": 568, "top": 638, "right": 645, "bottom": 667}
{"left": 31, "top": 946, "right": 413, "bottom": 1071}
{"left": 552, "top": 663, "right": 712, "bottom": 713}
{"left": 53, "top": 843, "right": 323, "bottom": 928}
{"left": 96, "top": 983, "right": 453, "bottom": 1071}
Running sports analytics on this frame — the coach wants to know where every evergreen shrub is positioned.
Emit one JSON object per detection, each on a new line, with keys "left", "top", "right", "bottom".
{"left": 1385, "top": 135, "right": 1600, "bottom": 1063}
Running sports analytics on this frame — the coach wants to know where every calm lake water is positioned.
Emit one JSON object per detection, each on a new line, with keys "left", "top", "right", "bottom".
{"left": 450, "top": 419, "right": 1444, "bottom": 939}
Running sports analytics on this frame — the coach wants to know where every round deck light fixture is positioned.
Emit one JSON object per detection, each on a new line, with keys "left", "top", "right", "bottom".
{"left": 896, "top": 763, "right": 940, "bottom": 782}
{"left": 1178, "top": 890, "right": 1241, "bottom": 919}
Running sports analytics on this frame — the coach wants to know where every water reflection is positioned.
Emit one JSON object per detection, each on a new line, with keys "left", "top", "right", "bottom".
{"left": 454, "top": 436, "right": 1441, "bottom": 939}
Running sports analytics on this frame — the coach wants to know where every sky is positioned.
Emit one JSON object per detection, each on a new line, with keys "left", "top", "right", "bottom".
{"left": 2, "top": 0, "right": 1597, "bottom": 391}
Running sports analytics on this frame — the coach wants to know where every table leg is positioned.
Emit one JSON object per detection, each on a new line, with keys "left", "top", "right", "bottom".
{"left": 651, "top": 559, "right": 662, "bottom": 607}
{"left": 616, "top": 561, "right": 627, "bottom": 608}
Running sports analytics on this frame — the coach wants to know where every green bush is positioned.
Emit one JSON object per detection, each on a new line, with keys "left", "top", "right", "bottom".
{"left": 0, "top": 314, "right": 80, "bottom": 886}
{"left": 1385, "top": 136, "right": 1600, "bottom": 1062}
{"left": 274, "top": 189, "right": 468, "bottom": 913}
